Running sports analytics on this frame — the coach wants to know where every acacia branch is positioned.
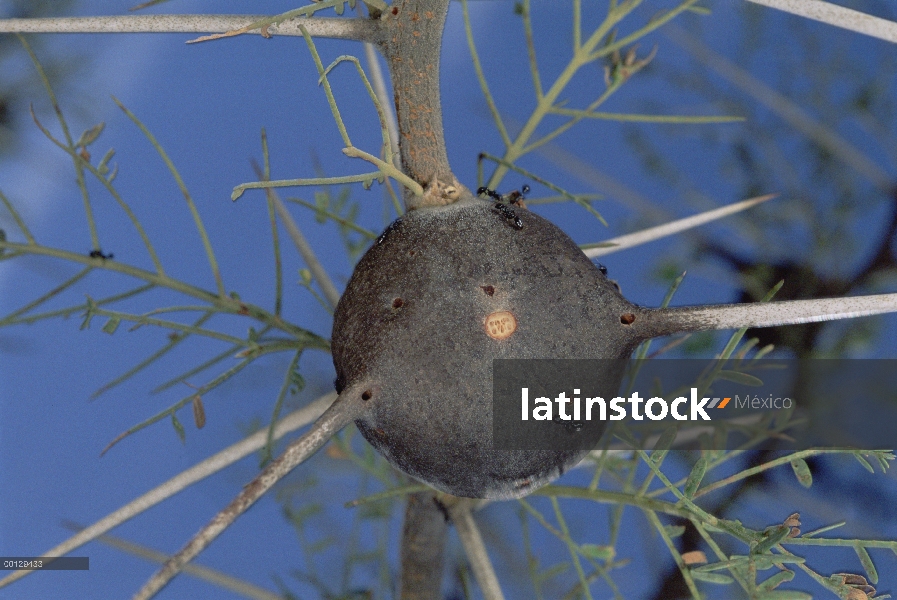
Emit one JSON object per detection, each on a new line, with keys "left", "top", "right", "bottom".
{"left": 0, "top": 15, "right": 381, "bottom": 43}
{"left": 450, "top": 502, "right": 506, "bottom": 600}
{"left": 251, "top": 161, "right": 341, "bottom": 310}
{"left": 380, "top": 0, "right": 459, "bottom": 207}
{"left": 132, "top": 389, "right": 368, "bottom": 600}
{"left": 399, "top": 492, "right": 449, "bottom": 599}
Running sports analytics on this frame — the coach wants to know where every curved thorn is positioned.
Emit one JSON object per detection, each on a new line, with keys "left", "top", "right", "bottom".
{"left": 643, "top": 293, "right": 897, "bottom": 337}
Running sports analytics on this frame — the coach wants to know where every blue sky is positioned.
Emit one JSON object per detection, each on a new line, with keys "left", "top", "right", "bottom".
{"left": 1, "top": 1, "right": 896, "bottom": 598}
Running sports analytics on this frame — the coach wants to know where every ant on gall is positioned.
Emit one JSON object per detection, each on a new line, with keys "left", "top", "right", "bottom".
{"left": 477, "top": 184, "right": 530, "bottom": 230}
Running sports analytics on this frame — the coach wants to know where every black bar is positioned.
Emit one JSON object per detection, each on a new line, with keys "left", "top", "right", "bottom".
{"left": 0, "top": 557, "right": 89, "bottom": 571}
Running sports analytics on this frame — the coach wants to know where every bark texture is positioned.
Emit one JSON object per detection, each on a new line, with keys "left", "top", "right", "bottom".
{"left": 380, "top": 0, "right": 459, "bottom": 209}
{"left": 399, "top": 492, "right": 449, "bottom": 599}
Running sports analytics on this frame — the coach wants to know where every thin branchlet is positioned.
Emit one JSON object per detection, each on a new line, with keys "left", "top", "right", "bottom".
{"left": 132, "top": 388, "right": 370, "bottom": 600}
{"left": 0, "top": 15, "right": 381, "bottom": 42}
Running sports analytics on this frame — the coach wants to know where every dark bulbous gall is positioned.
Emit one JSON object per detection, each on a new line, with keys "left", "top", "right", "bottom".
{"left": 331, "top": 199, "right": 646, "bottom": 499}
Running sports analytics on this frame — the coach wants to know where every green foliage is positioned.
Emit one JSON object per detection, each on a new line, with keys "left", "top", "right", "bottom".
{"left": 1, "top": 38, "right": 331, "bottom": 457}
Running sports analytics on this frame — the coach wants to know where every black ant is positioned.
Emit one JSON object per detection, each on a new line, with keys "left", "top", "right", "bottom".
{"left": 89, "top": 249, "right": 114, "bottom": 260}
{"left": 477, "top": 184, "right": 530, "bottom": 230}
{"left": 492, "top": 202, "right": 523, "bottom": 230}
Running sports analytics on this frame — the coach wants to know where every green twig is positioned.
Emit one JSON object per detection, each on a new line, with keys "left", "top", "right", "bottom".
{"left": 342, "top": 147, "right": 423, "bottom": 196}
{"left": 301, "top": 25, "right": 352, "bottom": 147}
{"left": 0, "top": 266, "right": 92, "bottom": 325}
{"left": 251, "top": 158, "right": 341, "bottom": 310}
{"left": 693, "top": 520, "right": 752, "bottom": 592}
{"left": 635, "top": 449, "right": 720, "bottom": 527}
{"left": 93, "top": 312, "right": 214, "bottom": 399}
{"left": 486, "top": 0, "right": 703, "bottom": 189}
{"left": 261, "top": 350, "right": 303, "bottom": 464}
{"left": 695, "top": 449, "right": 894, "bottom": 499}
{"left": 589, "top": 1, "right": 702, "bottom": 62}
{"left": 343, "top": 484, "right": 430, "bottom": 508}
{"left": 113, "top": 97, "right": 225, "bottom": 297}
{"left": 85, "top": 305, "right": 251, "bottom": 347}
{"left": 644, "top": 509, "right": 701, "bottom": 599}
{"left": 260, "top": 131, "right": 283, "bottom": 316}
{"left": 1, "top": 283, "right": 154, "bottom": 327}
{"left": 462, "top": 0, "right": 511, "bottom": 148}
{"left": 28, "top": 107, "right": 165, "bottom": 274}
{"left": 19, "top": 35, "right": 98, "bottom": 249}
{"left": 101, "top": 354, "right": 258, "bottom": 455}
{"left": 151, "top": 333, "right": 268, "bottom": 394}
{"left": 0, "top": 189, "right": 36, "bottom": 244}
{"left": 523, "top": 0, "right": 543, "bottom": 100}
{"left": 233, "top": 173, "right": 385, "bottom": 201}
{"left": 547, "top": 108, "right": 744, "bottom": 123}
{"left": 550, "top": 497, "right": 594, "bottom": 600}
{"left": 0, "top": 238, "right": 321, "bottom": 343}
{"left": 321, "top": 54, "right": 394, "bottom": 163}
{"left": 518, "top": 498, "right": 619, "bottom": 594}
{"left": 523, "top": 81, "right": 623, "bottom": 154}
{"left": 286, "top": 197, "right": 377, "bottom": 239}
